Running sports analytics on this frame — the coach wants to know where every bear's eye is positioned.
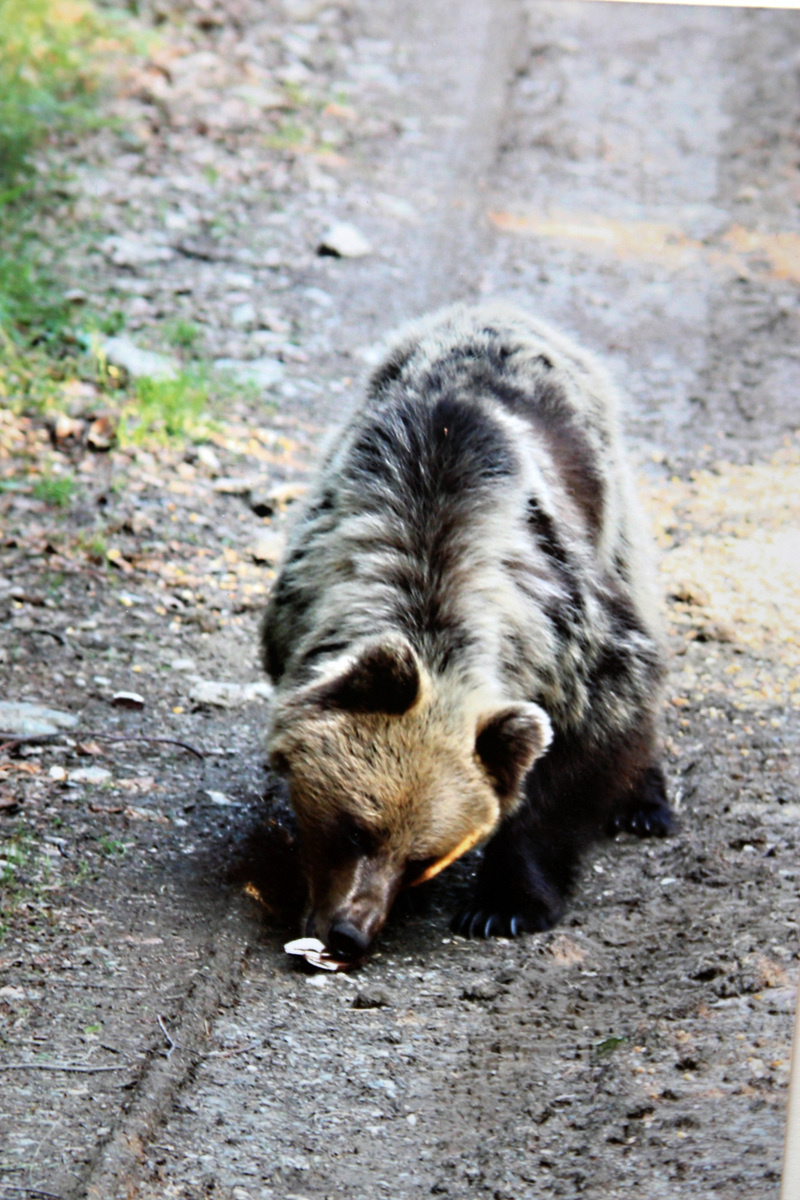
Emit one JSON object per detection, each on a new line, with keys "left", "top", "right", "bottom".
{"left": 338, "top": 815, "right": 378, "bottom": 857}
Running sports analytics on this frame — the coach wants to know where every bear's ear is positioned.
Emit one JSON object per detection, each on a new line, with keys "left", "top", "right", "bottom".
{"left": 312, "top": 637, "right": 421, "bottom": 715}
{"left": 475, "top": 704, "right": 552, "bottom": 805}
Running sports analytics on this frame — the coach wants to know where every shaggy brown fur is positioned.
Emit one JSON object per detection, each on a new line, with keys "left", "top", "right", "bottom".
{"left": 262, "top": 303, "right": 671, "bottom": 959}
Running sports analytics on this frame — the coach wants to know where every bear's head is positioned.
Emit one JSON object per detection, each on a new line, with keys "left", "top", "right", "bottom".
{"left": 268, "top": 634, "right": 552, "bottom": 962}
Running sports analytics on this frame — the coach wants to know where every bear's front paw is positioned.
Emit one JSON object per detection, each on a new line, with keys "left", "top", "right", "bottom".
{"left": 450, "top": 899, "right": 559, "bottom": 939}
{"left": 607, "top": 798, "right": 675, "bottom": 839}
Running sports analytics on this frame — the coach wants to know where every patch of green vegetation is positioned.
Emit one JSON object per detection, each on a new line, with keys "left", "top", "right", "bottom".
{"left": 32, "top": 471, "right": 78, "bottom": 506}
{"left": 120, "top": 370, "right": 213, "bottom": 444}
{"left": 97, "top": 836, "right": 126, "bottom": 857}
{"left": 282, "top": 80, "right": 308, "bottom": 108}
{"left": 164, "top": 318, "right": 201, "bottom": 352}
{"left": 264, "top": 117, "right": 308, "bottom": 151}
{"left": 76, "top": 530, "right": 108, "bottom": 561}
{"left": 44, "top": 570, "right": 65, "bottom": 594}
{"left": 0, "top": 0, "right": 113, "bottom": 183}
{"left": 0, "top": 242, "right": 73, "bottom": 349}
{"left": 0, "top": 1, "right": 140, "bottom": 419}
{"left": 0, "top": 824, "right": 54, "bottom": 947}
{"left": 595, "top": 1035, "right": 628, "bottom": 1058}
{"left": 96, "top": 308, "right": 125, "bottom": 337}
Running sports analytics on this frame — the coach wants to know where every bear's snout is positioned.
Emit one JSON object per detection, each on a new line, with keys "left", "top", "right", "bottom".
{"left": 326, "top": 918, "right": 372, "bottom": 961}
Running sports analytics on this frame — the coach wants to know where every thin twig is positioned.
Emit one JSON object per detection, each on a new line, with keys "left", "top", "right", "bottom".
{"left": 157, "top": 1014, "right": 178, "bottom": 1060}
{"left": 0, "top": 731, "right": 206, "bottom": 760}
{"left": 208, "top": 1038, "right": 264, "bottom": 1059}
{"left": 17, "top": 628, "right": 68, "bottom": 646}
{"left": 0, "top": 1062, "right": 124, "bottom": 1073}
{"left": 0, "top": 1185, "right": 65, "bottom": 1199}
{"left": 84, "top": 733, "right": 206, "bottom": 760}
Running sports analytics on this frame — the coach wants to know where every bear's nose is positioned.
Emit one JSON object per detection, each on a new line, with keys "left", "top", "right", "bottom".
{"left": 326, "top": 919, "right": 371, "bottom": 961}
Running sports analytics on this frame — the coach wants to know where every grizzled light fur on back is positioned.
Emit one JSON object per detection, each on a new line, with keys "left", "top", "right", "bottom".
{"left": 263, "top": 302, "right": 669, "bottom": 953}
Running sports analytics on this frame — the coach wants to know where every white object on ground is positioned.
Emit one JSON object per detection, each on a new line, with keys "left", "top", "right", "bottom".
{"left": 284, "top": 937, "right": 353, "bottom": 973}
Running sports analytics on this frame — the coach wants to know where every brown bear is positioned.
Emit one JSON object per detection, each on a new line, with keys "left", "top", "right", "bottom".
{"left": 262, "top": 302, "right": 672, "bottom": 963}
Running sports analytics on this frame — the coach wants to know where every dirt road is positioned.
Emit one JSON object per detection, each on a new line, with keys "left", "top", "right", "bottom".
{"left": 2, "top": 2, "right": 799, "bottom": 1198}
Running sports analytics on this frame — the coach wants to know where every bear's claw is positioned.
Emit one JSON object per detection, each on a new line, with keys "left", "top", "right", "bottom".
{"left": 450, "top": 903, "right": 556, "bottom": 939}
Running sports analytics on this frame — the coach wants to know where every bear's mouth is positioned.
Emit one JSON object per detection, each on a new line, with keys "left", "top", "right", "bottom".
{"left": 409, "top": 820, "right": 495, "bottom": 886}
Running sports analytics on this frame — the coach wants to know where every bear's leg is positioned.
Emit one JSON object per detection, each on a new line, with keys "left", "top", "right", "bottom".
{"left": 606, "top": 763, "right": 675, "bottom": 838}
{"left": 451, "top": 738, "right": 672, "bottom": 939}
{"left": 450, "top": 784, "right": 586, "bottom": 939}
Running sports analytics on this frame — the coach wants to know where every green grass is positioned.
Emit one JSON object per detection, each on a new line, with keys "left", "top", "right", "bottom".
{"left": 0, "top": 824, "right": 52, "bottom": 947}
{"left": 97, "top": 836, "right": 126, "bottom": 857}
{"left": 163, "top": 318, "right": 201, "bottom": 352}
{"left": 120, "top": 370, "right": 213, "bottom": 444}
{"left": 0, "top": 0, "right": 115, "bottom": 184}
{"left": 0, "top": 0, "right": 135, "bottom": 416}
{"left": 0, "top": 235, "right": 73, "bottom": 349}
{"left": 595, "top": 1035, "right": 628, "bottom": 1058}
{"left": 32, "top": 471, "right": 78, "bottom": 506}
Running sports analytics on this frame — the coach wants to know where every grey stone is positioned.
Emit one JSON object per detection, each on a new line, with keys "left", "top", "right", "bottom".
{"left": 0, "top": 702, "right": 79, "bottom": 736}
{"left": 251, "top": 530, "right": 286, "bottom": 564}
{"left": 102, "top": 336, "right": 179, "bottom": 381}
{"left": 318, "top": 222, "right": 372, "bottom": 258}
{"left": 213, "top": 357, "right": 284, "bottom": 388}
{"left": 68, "top": 766, "right": 113, "bottom": 785}
{"left": 100, "top": 234, "right": 175, "bottom": 268}
{"left": 189, "top": 680, "right": 273, "bottom": 708}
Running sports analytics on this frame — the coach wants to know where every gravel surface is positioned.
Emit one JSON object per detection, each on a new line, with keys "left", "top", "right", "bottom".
{"left": 1, "top": 2, "right": 799, "bottom": 1198}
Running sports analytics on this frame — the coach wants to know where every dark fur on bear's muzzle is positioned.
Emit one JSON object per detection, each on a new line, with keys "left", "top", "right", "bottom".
{"left": 303, "top": 851, "right": 407, "bottom": 960}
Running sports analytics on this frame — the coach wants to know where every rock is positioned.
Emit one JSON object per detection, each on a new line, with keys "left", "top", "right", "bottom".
{"left": 356, "top": 341, "right": 387, "bottom": 366}
{"left": 375, "top": 193, "right": 420, "bottom": 223}
{"left": 352, "top": 988, "right": 392, "bottom": 1009}
{"left": 318, "top": 222, "right": 372, "bottom": 258}
{"left": 461, "top": 977, "right": 500, "bottom": 1002}
{"left": 213, "top": 357, "right": 284, "bottom": 388}
{"left": 68, "top": 766, "right": 113, "bottom": 785}
{"left": 267, "top": 482, "right": 308, "bottom": 507}
{"left": 230, "top": 301, "right": 257, "bottom": 329}
{"left": 102, "top": 336, "right": 179, "bottom": 381}
{"left": 258, "top": 307, "right": 291, "bottom": 335}
{"left": 170, "top": 657, "right": 196, "bottom": 672}
{"left": 100, "top": 234, "right": 175, "bottom": 268}
{"left": 231, "top": 83, "right": 286, "bottom": 111}
{"left": 0, "top": 702, "right": 79, "bottom": 736}
{"left": 303, "top": 286, "right": 334, "bottom": 307}
{"left": 52, "top": 414, "right": 85, "bottom": 443}
{"left": 196, "top": 445, "right": 222, "bottom": 473}
{"left": 670, "top": 580, "right": 711, "bottom": 607}
{"left": 212, "top": 475, "right": 262, "bottom": 496}
{"left": 111, "top": 691, "right": 146, "bottom": 710}
{"left": 189, "top": 680, "right": 273, "bottom": 708}
{"left": 87, "top": 414, "right": 118, "bottom": 451}
{"left": 281, "top": 0, "right": 331, "bottom": 18}
{"left": 251, "top": 530, "right": 286, "bottom": 564}
{"left": 248, "top": 489, "right": 278, "bottom": 517}
{"left": 249, "top": 481, "right": 308, "bottom": 516}
{"left": 205, "top": 789, "right": 235, "bottom": 807}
